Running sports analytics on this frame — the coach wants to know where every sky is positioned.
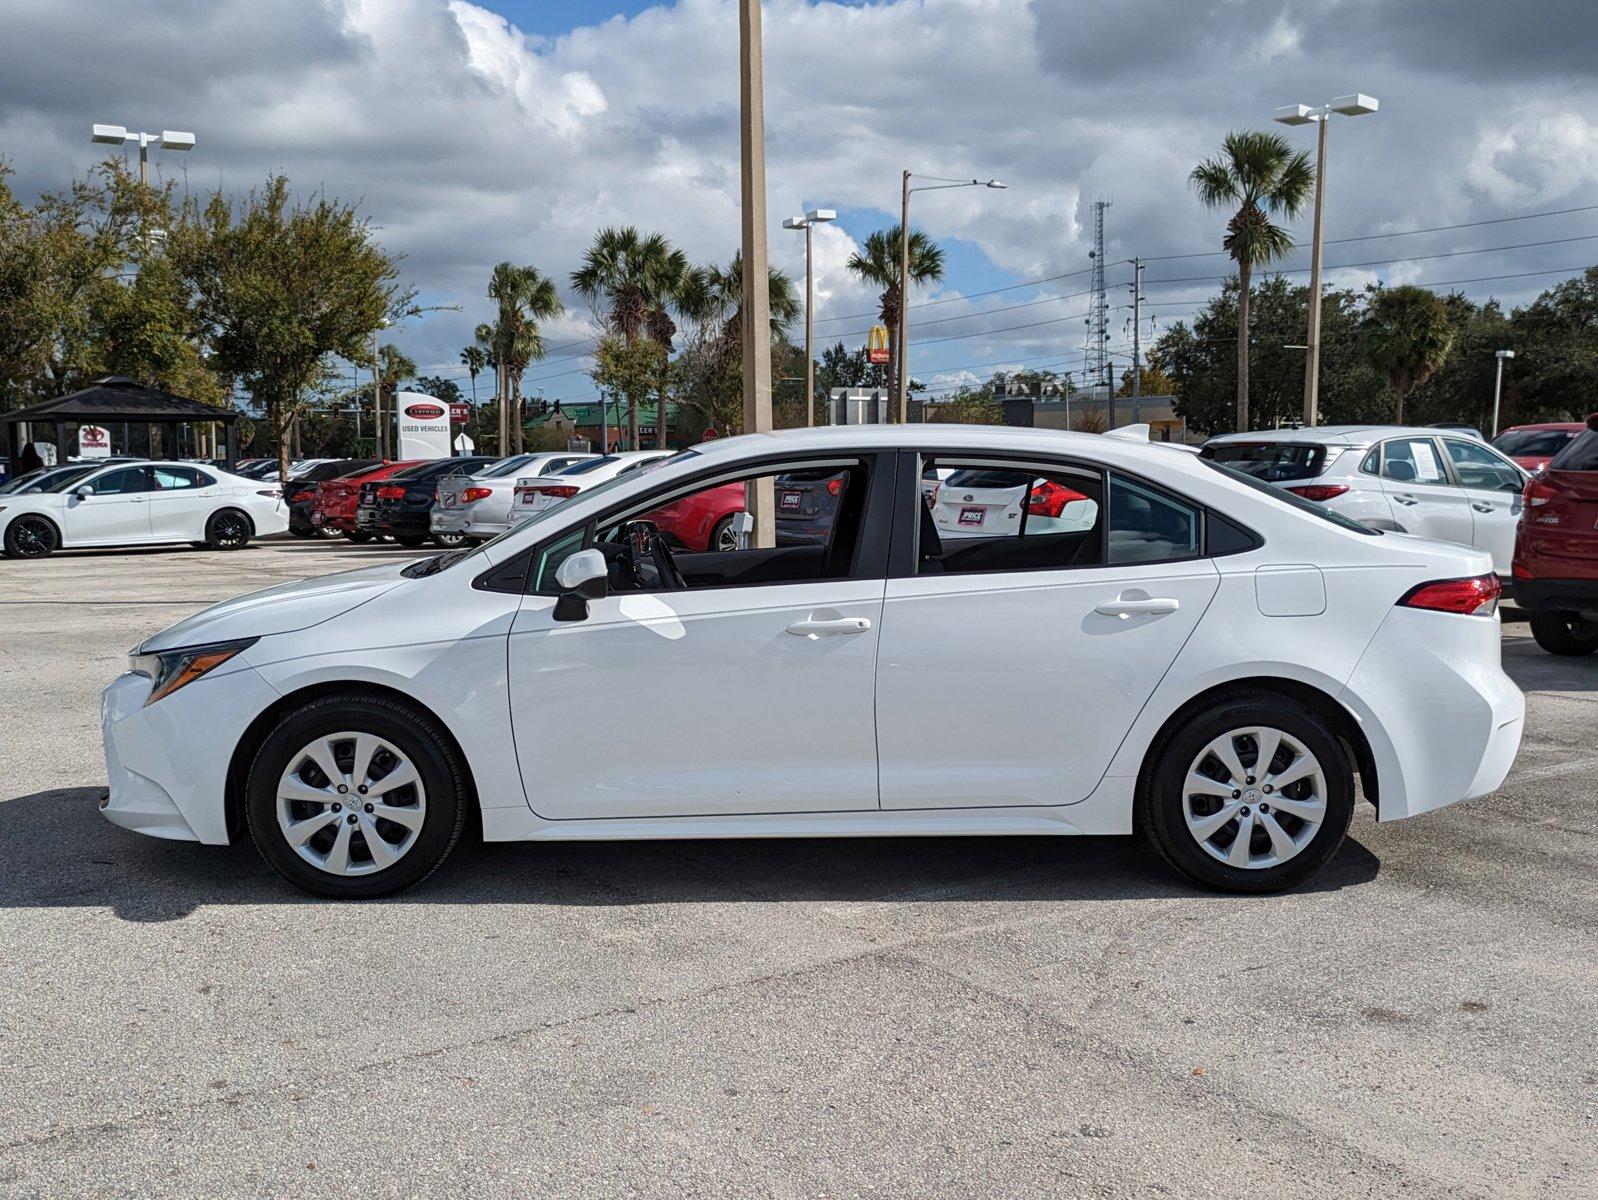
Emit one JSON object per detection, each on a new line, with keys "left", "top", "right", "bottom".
{"left": 3, "top": 0, "right": 1597, "bottom": 404}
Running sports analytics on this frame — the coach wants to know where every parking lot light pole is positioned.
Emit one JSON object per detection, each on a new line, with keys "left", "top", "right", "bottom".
{"left": 897, "top": 175, "right": 1006, "bottom": 423}
{"left": 91, "top": 124, "right": 195, "bottom": 187}
{"left": 1274, "top": 94, "right": 1378, "bottom": 428}
{"left": 1492, "top": 349, "right": 1515, "bottom": 438}
{"left": 783, "top": 209, "right": 836, "bottom": 426}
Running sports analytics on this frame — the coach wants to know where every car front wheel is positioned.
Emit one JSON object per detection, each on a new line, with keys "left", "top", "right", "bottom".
{"left": 1528, "top": 611, "right": 1598, "bottom": 656}
{"left": 3, "top": 515, "right": 59, "bottom": 559}
{"left": 246, "top": 694, "right": 468, "bottom": 898}
{"left": 1137, "top": 691, "right": 1354, "bottom": 893}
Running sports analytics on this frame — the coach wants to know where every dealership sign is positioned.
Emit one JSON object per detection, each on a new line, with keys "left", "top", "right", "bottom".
{"left": 78, "top": 425, "right": 111, "bottom": 458}
{"left": 395, "top": 391, "right": 452, "bottom": 459}
{"left": 449, "top": 402, "right": 470, "bottom": 424}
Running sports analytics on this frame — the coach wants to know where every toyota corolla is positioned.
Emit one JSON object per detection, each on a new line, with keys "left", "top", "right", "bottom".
{"left": 99, "top": 425, "right": 1523, "bottom": 898}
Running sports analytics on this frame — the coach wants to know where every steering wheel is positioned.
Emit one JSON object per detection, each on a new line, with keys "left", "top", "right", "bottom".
{"left": 620, "top": 520, "right": 686, "bottom": 591}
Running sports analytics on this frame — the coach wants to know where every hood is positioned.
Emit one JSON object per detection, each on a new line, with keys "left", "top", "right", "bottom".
{"left": 138, "top": 560, "right": 412, "bottom": 652}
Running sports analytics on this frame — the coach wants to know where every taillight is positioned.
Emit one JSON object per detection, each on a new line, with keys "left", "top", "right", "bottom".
{"left": 1523, "top": 476, "right": 1559, "bottom": 507}
{"left": 826, "top": 477, "right": 843, "bottom": 496}
{"left": 376, "top": 485, "right": 406, "bottom": 501}
{"left": 519, "top": 484, "right": 579, "bottom": 502}
{"left": 1397, "top": 574, "right": 1501, "bottom": 617}
{"left": 461, "top": 487, "right": 493, "bottom": 503}
{"left": 1027, "top": 479, "right": 1085, "bottom": 518}
{"left": 256, "top": 488, "right": 280, "bottom": 499}
{"left": 1287, "top": 483, "right": 1350, "bottom": 502}
{"left": 925, "top": 484, "right": 940, "bottom": 508}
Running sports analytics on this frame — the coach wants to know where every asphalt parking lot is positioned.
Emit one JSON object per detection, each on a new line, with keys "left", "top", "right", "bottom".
{"left": 1, "top": 537, "right": 1594, "bottom": 1199}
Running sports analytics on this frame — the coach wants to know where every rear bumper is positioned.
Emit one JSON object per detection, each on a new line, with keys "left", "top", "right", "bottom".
{"left": 1339, "top": 607, "right": 1523, "bottom": 821}
{"left": 1512, "top": 577, "right": 1598, "bottom": 619}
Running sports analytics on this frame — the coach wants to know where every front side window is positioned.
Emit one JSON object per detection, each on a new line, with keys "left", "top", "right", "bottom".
{"left": 1379, "top": 437, "right": 1447, "bottom": 485}
{"left": 90, "top": 466, "right": 150, "bottom": 495}
{"left": 1442, "top": 438, "right": 1523, "bottom": 492}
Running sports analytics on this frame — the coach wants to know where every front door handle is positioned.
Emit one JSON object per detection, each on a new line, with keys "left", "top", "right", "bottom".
{"left": 785, "top": 615, "right": 872, "bottom": 638}
{"left": 1471, "top": 502, "right": 1494, "bottom": 513}
{"left": 1096, "top": 595, "right": 1180, "bottom": 618}
{"left": 1392, "top": 493, "right": 1418, "bottom": 506}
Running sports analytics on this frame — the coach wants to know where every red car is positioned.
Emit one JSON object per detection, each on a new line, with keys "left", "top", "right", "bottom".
{"left": 1512, "top": 414, "right": 1598, "bottom": 655}
{"left": 1492, "top": 422, "right": 1586, "bottom": 473}
{"left": 312, "top": 460, "right": 422, "bottom": 542}
{"left": 642, "top": 481, "right": 745, "bottom": 552}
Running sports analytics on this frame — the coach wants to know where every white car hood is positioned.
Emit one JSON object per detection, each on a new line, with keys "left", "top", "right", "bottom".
{"left": 138, "top": 561, "right": 412, "bottom": 652}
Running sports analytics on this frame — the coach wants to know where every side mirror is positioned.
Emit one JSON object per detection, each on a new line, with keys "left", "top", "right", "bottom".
{"left": 552, "top": 548, "right": 609, "bottom": 622}
{"left": 74, "top": 484, "right": 94, "bottom": 498}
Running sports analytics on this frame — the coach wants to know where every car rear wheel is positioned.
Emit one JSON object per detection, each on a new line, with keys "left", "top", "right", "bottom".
{"left": 245, "top": 694, "right": 467, "bottom": 898}
{"left": 1528, "top": 611, "right": 1598, "bottom": 656}
{"left": 3, "top": 514, "right": 59, "bottom": 559}
{"left": 204, "top": 509, "right": 253, "bottom": 550}
{"left": 432, "top": 531, "right": 467, "bottom": 549}
{"left": 710, "top": 515, "right": 738, "bottom": 553}
{"left": 1137, "top": 691, "right": 1354, "bottom": 893}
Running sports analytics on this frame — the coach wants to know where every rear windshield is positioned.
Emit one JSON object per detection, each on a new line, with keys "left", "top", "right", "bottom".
{"left": 477, "top": 455, "right": 537, "bottom": 479}
{"left": 943, "top": 468, "right": 1029, "bottom": 490}
{"left": 390, "top": 458, "right": 487, "bottom": 481}
{"left": 1201, "top": 459, "right": 1380, "bottom": 535}
{"left": 1199, "top": 441, "right": 1329, "bottom": 482}
{"left": 1494, "top": 428, "right": 1578, "bottom": 458}
{"left": 1550, "top": 429, "right": 1598, "bottom": 472}
{"left": 558, "top": 456, "right": 624, "bottom": 475}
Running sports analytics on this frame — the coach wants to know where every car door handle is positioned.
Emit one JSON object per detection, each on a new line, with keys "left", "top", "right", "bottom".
{"left": 785, "top": 615, "right": 871, "bottom": 638}
{"left": 1471, "top": 502, "right": 1495, "bottom": 513}
{"left": 1392, "top": 494, "right": 1418, "bottom": 505}
{"left": 1096, "top": 595, "right": 1180, "bottom": 617}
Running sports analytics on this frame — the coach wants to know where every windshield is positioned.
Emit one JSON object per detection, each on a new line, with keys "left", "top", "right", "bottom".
{"left": 1199, "top": 441, "right": 1329, "bottom": 482}
{"left": 1494, "top": 428, "right": 1578, "bottom": 458}
{"left": 35, "top": 465, "right": 101, "bottom": 493}
{"left": 1200, "top": 458, "right": 1380, "bottom": 535}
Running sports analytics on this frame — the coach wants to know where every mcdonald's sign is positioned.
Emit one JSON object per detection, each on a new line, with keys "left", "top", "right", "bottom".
{"left": 866, "top": 323, "right": 892, "bottom": 365}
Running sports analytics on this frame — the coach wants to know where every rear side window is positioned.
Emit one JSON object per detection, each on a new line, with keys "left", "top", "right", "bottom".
{"left": 1550, "top": 429, "right": 1598, "bottom": 472}
{"left": 1200, "top": 441, "right": 1327, "bottom": 482}
{"left": 1108, "top": 474, "right": 1200, "bottom": 564}
{"left": 152, "top": 466, "right": 210, "bottom": 490}
{"left": 1379, "top": 437, "right": 1447, "bottom": 484}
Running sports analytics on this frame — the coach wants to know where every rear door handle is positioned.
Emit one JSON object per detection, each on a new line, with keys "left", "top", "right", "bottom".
{"left": 1392, "top": 494, "right": 1418, "bottom": 506}
{"left": 785, "top": 615, "right": 871, "bottom": 638}
{"left": 1471, "top": 502, "right": 1495, "bottom": 513}
{"left": 1096, "top": 595, "right": 1180, "bottom": 617}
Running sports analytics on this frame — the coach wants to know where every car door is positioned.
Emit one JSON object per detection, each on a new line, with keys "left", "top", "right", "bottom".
{"left": 1375, "top": 436, "right": 1474, "bottom": 549}
{"left": 875, "top": 456, "right": 1221, "bottom": 810}
{"left": 506, "top": 455, "right": 889, "bottom": 820}
{"left": 60, "top": 464, "right": 152, "bottom": 545}
{"left": 145, "top": 466, "right": 218, "bottom": 540}
{"left": 1440, "top": 437, "right": 1526, "bottom": 574}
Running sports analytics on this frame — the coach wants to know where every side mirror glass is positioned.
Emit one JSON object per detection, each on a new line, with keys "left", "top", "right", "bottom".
{"left": 553, "top": 548, "right": 609, "bottom": 622}
{"left": 75, "top": 484, "right": 94, "bottom": 498}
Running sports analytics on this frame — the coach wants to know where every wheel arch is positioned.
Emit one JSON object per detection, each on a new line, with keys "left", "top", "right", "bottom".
{"left": 1133, "top": 676, "right": 1380, "bottom": 814}
{"left": 210, "top": 505, "right": 256, "bottom": 534}
{"left": 2, "top": 509, "right": 64, "bottom": 552}
{"left": 223, "top": 681, "right": 482, "bottom": 843}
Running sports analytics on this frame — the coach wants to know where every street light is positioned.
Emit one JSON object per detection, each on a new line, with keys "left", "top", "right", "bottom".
{"left": 897, "top": 174, "right": 1006, "bottom": 423}
{"left": 1275, "top": 93, "right": 1378, "bottom": 427}
{"left": 90, "top": 124, "right": 195, "bottom": 186}
{"left": 1492, "top": 349, "right": 1516, "bottom": 438}
{"left": 783, "top": 208, "right": 836, "bottom": 426}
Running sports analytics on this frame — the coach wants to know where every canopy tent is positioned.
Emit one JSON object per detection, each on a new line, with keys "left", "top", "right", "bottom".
{"left": 1, "top": 377, "right": 239, "bottom": 468}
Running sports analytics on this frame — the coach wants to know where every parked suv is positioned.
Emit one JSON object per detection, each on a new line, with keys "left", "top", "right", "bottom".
{"left": 1201, "top": 426, "right": 1528, "bottom": 578}
{"left": 1512, "top": 415, "right": 1598, "bottom": 655}
{"left": 1492, "top": 422, "right": 1586, "bottom": 473}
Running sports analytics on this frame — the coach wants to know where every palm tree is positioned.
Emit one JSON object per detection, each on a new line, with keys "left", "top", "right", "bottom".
{"left": 1190, "top": 130, "right": 1314, "bottom": 431}
{"left": 459, "top": 344, "right": 487, "bottom": 406}
{"left": 712, "top": 250, "right": 800, "bottom": 344}
{"left": 846, "top": 225, "right": 945, "bottom": 395}
{"left": 487, "top": 262, "right": 564, "bottom": 453}
{"left": 1363, "top": 285, "right": 1457, "bottom": 423}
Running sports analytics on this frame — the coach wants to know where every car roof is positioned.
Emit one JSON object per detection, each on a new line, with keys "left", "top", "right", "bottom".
{"left": 1202, "top": 424, "right": 1467, "bottom": 448}
{"left": 1500, "top": 421, "right": 1586, "bottom": 432}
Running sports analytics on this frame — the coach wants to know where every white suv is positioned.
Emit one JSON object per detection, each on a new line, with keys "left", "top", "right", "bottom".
{"left": 1200, "top": 426, "right": 1528, "bottom": 577}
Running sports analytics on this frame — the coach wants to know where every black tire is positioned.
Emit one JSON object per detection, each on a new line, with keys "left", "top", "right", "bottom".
{"left": 1137, "top": 689, "right": 1355, "bottom": 894}
{"left": 288, "top": 526, "right": 314, "bottom": 539}
{"left": 245, "top": 693, "right": 468, "bottom": 899}
{"left": 432, "top": 531, "right": 467, "bottom": 549}
{"left": 3, "top": 514, "right": 59, "bottom": 559}
{"left": 1528, "top": 611, "right": 1598, "bottom": 656}
{"left": 393, "top": 533, "right": 427, "bottom": 548}
{"left": 204, "top": 508, "right": 253, "bottom": 551}
{"left": 316, "top": 524, "right": 342, "bottom": 539}
{"left": 344, "top": 530, "right": 374, "bottom": 544}
{"left": 709, "top": 515, "right": 736, "bottom": 553}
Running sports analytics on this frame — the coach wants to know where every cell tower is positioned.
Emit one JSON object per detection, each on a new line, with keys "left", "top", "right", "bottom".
{"left": 1086, "top": 197, "right": 1112, "bottom": 397}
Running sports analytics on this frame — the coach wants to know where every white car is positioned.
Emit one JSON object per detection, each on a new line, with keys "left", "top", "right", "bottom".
{"left": 1201, "top": 426, "right": 1529, "bottom": 577}
{"left": 99, "top": 424, "right": 1522, "bottom": 898}
{"left": 2, "top": 460, "right": 287, "bottom": 558}
{"left": 431, "top": 452, "right": 597, "bottom": 542}
{"left": 512, "top": 450, "right": 675, "bottom": 519}
{"left": 925, "top": 466, "right": 1100, "bottom": 540}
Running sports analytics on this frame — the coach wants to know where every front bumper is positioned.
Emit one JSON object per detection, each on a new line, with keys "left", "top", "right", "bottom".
{"left": 1511, "top": 577, "right": 1598, "bottom": 620}
{"left": 100, "top": 663, "right": 281, "bottom": 845}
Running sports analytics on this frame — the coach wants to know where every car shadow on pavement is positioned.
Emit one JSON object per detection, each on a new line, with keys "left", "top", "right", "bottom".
{"left": 1500, "top": 636, "right": 1597, "bottom": 695}
{"left": 0, "top": 788, "right": 1381, "bottom": 921}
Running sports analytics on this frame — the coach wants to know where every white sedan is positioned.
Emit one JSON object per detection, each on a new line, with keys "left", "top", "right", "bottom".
{"left": 2, "top": 460, "right": 287, "bottom": 558}
{"left": 431, "top": 451, "right": 597, "bottom": 542}
{"left": 99, "top": 425, "right": 1522, "bottom": 898}
{"left": 511, "top": 450, "right": 676, "bottom": 519}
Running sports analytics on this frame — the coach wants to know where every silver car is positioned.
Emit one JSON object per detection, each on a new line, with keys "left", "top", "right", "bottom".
{"left": 432, "top": 452, "right": 597, "bottom": 542}
{"left": 1200, "top": 425, "right": 1528, "bottom": 577}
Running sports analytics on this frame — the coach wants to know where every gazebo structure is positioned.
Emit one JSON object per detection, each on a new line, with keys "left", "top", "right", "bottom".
{"left": 1, "top": 376, "right": 239, "bottom": 470}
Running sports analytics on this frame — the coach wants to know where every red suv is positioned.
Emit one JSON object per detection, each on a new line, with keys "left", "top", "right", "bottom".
{"left": 311, "top": 460, "right": 422, "bottom": 541}
{"left": 1512, "top": 414, "right": 1598, "bottom": 655}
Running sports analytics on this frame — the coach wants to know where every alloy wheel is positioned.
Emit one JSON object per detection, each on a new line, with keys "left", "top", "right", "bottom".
{"left": 715, "top": 521, "right": 739, "bottom": 552}
{"left": 1182, "top": 725, "right": 1326, "bottom": 870}
{"left": 211, "top": 512, "right": 250, "bottom": 548}
{"left": 275, "top": 732, "right": 428, "bottom": 877}
{"left": 9, "top": 517, "right": 56, "bottom": 558}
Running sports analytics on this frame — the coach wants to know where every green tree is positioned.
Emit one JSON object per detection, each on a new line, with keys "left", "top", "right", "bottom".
{"left": 1362, "top": 284, "right": 1457, "bottom": 424}
{"left": 589, "top": 335, "right": 666, "bottom": 450}
{"left": 1190, "top": 130, "right": 1314, "bottom": 431}
{"left": 1505, "top": 267, "right": 1598, "bottom": 422}
{"left": 924, "top": 389, "right": 1002, "bottom": 425}
{"left": 846, "top": 225, "right": 945, "bottom": 397}
{"left": 486, "top": 262, "right": 564, "bottom": 454}
{"left": 173, "top": 175, "right": 411, "bottom": 479}
{"left": 413, "top": 375, "right": 462, "bottom": 404}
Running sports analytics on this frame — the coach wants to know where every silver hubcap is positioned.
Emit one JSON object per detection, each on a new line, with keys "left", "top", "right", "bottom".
{"left": 716, "top": 523, "right": 738, "bottom": 552}
{"left": 1183, "top": 726, "right": 1326, "bottom": 870}
{"left": 276, "top": 732, "right": 426, "bottom": 877}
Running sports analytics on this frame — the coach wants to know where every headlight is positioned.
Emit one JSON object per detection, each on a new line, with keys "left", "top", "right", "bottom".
{"left": 128, "top": 638, "right": 258, "bottom": 706}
